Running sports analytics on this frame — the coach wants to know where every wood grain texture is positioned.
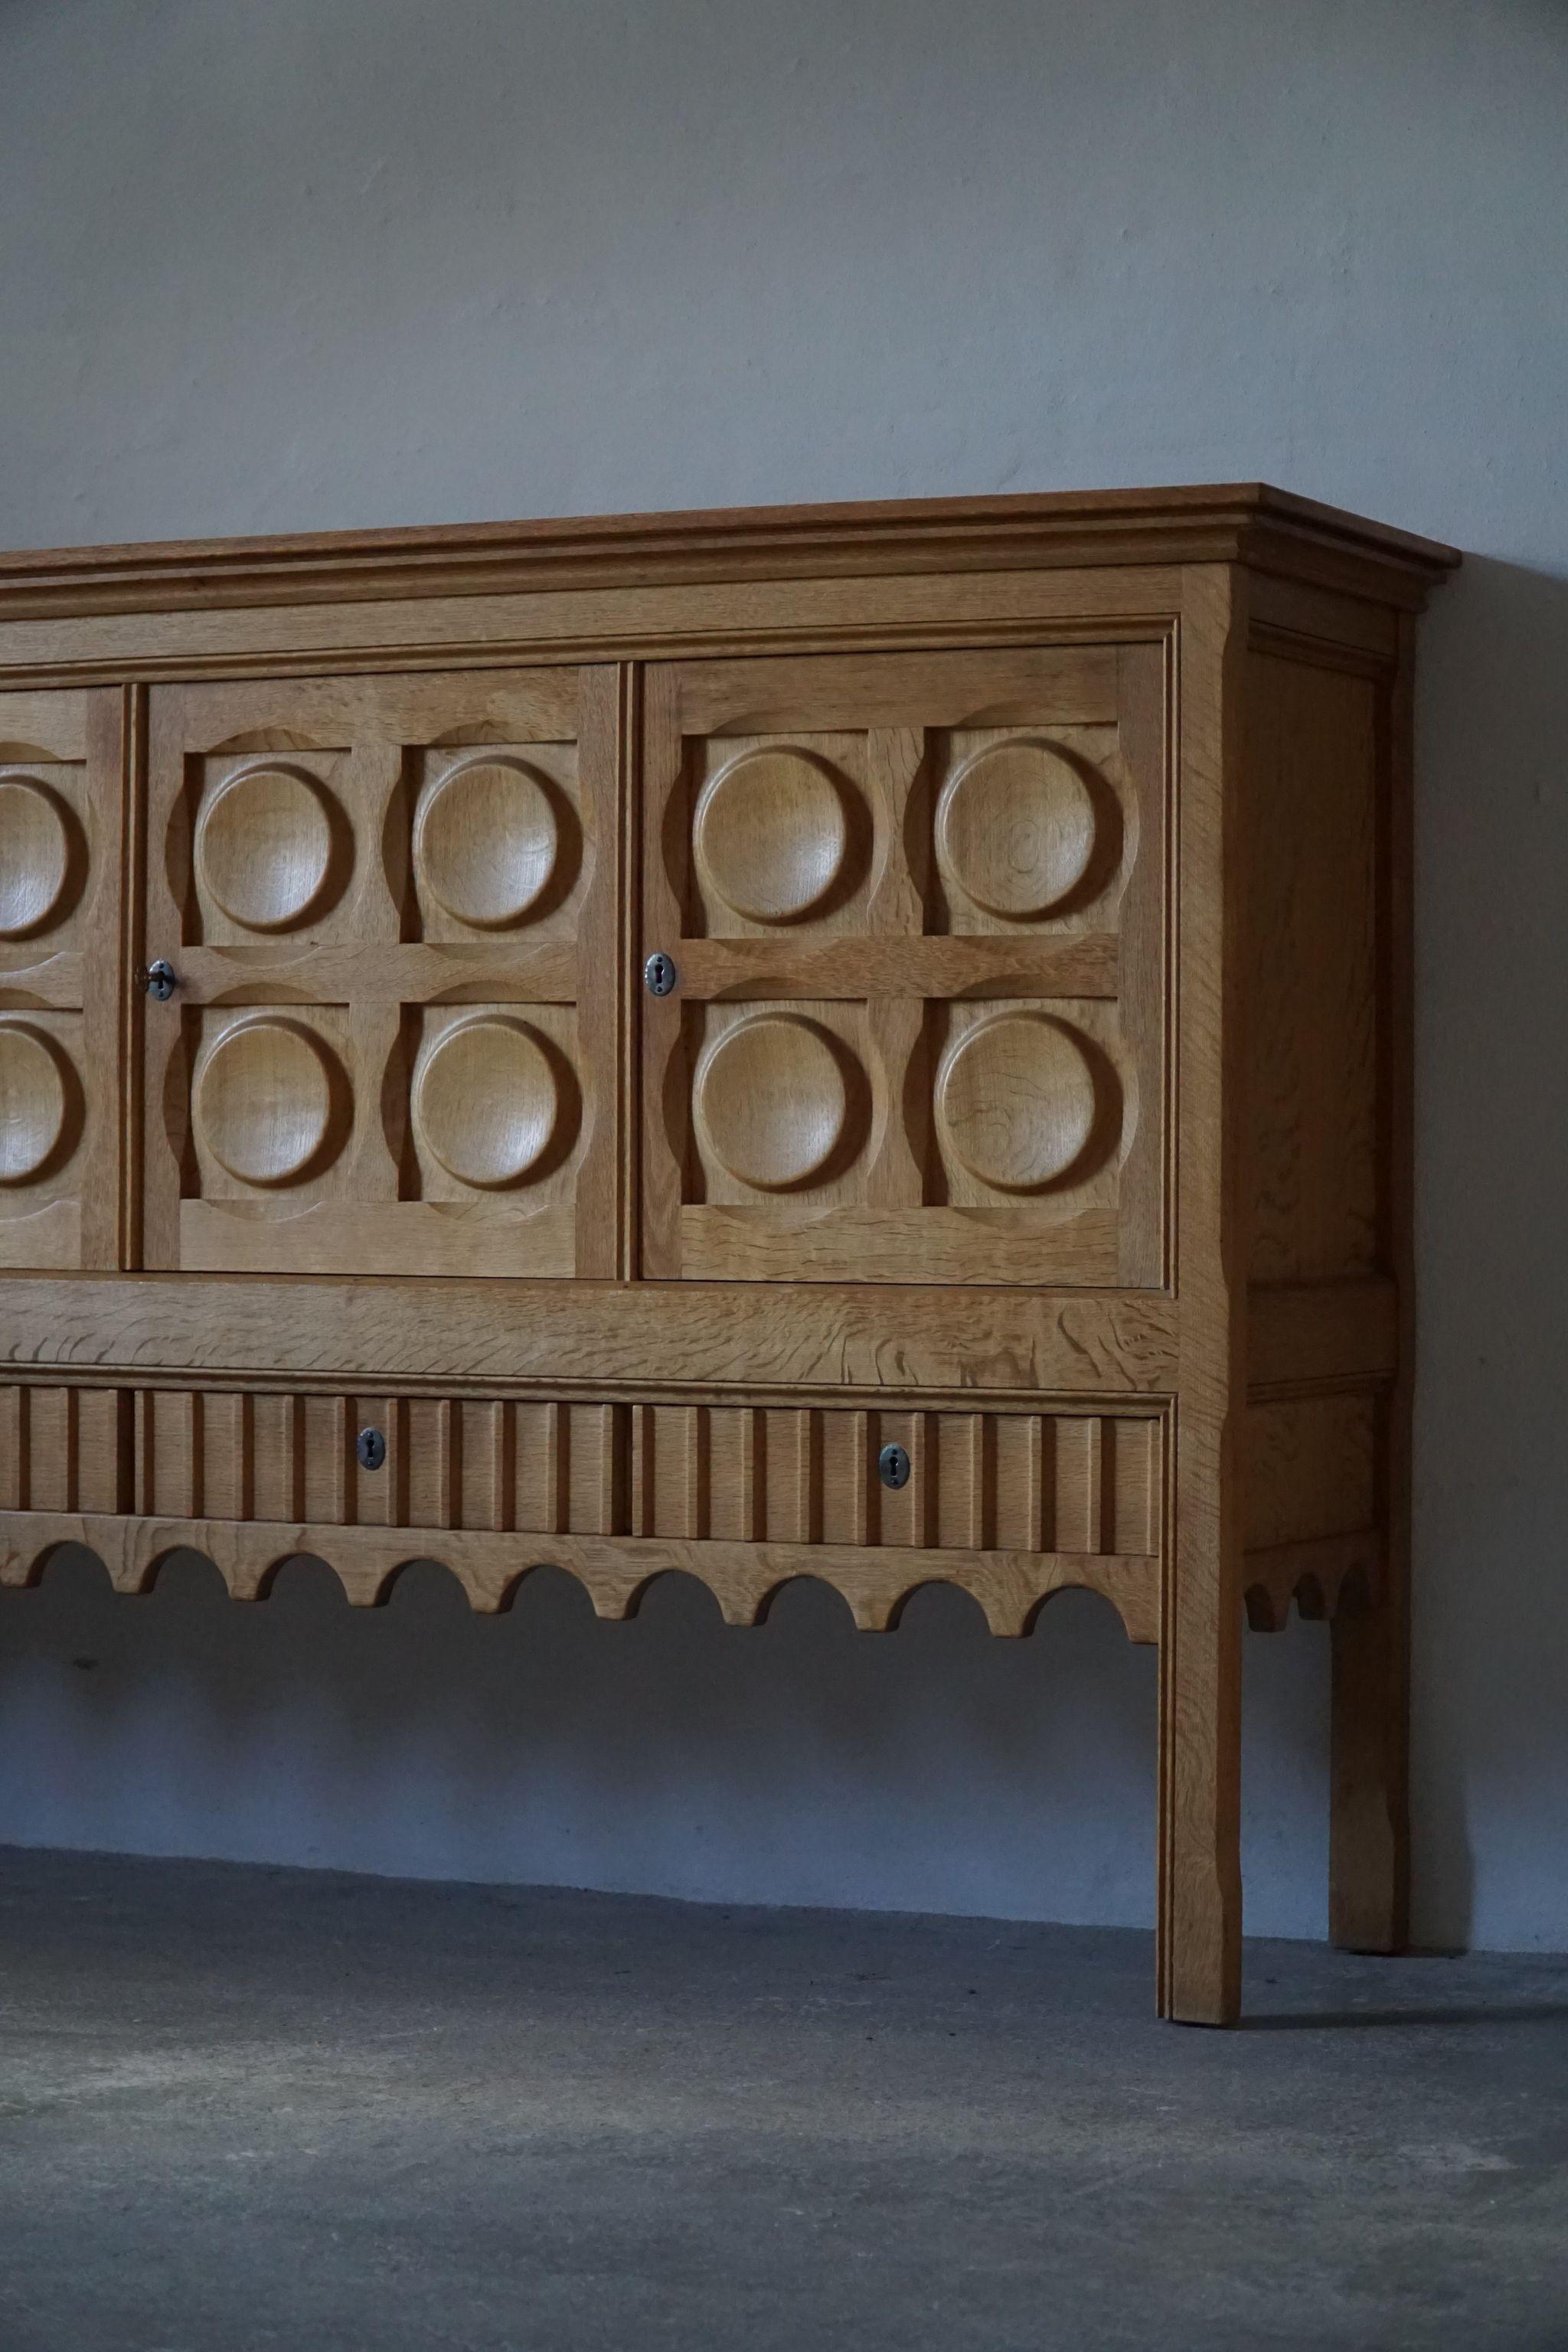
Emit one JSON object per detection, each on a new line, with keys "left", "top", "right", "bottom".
{"left": 1244, "top": 652, "right": 1380, "bottom": 1282}
{"left": 1246, "top": 573, "right": 1402, "bottom": 665}
{"left": 0, "top": 686, "right": 124, "bottom": 1269}
{"left": 0, "top": 566, "right": 1190, "bottom": 691}
{"left": 0, "top": 1275, "right": 1181, "bottom": 1395}
{"left": 0, "top": 485, "right": 1459, "bottom": 626}
{"left": 139, "top": 667, "right": 616, "bottom": 1277}
{"left": 1240, "top": 616, "right": 1414, "bottom": 1961}
{"left": 0, "top": 1385, "right": 133, "bottom": 1512}
{"left": 0, "top": 1511, "right": 1159, "bottom": 1642}
{"left": 5, "top": 1380, "right": 1159, "bottom": 1558}
{"left": 1246, "top": 1277, "right": 1398, "bottom": 1393}
{"left": 642, "top": 645, "right": 1165, "bottom": 1287}
{"left": 1161, "top": 565, "right": 1244, "bottom": 2027}
{"left": 1243, "top": 1390, "right": 1379, "bottom": 1553}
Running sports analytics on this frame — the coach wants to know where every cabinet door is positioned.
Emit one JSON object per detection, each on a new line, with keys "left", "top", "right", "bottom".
{"left": 0, "top": 689, "right": 124, "bottom": 1269}
{"left": 142, "top": 668, "right": 621, "bottom": 1277}
{"left": 641, "top": 645, "right": 1165, "bottom": 1285}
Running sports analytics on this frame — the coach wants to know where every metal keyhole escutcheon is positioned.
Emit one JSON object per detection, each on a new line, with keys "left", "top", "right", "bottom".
{"left": 356, "top": 1426, "right": 387, "bottom": 1472}
{"left": 878, "top": 1442, "right": 911, "bottom": 1491}
{"left": 643, "top": 951, "right": 678, "bottom": 998}
{"left": 143, "top": 959, "right": 178, "bottom": 1002}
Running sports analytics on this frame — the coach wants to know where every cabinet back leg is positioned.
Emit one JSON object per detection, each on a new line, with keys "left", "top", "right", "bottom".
{"left": 1330, "top": 1594, "right": 1410, "bottom": 1951}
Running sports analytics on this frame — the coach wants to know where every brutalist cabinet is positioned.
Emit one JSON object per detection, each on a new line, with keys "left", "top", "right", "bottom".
{"left": 0, "top": 487, "right": 1458, "bottom": 2020}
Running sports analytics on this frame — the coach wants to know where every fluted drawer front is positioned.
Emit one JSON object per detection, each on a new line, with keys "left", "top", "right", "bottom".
{"left": 0, "top": 1383, "right": 1164, "bottom": 1643}
{"left": 0, "top": 1387, "right": 1158, "bottom": 1557}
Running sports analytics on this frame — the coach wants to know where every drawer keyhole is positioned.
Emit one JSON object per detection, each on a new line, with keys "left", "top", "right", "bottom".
{"left": 878, "top": 1442, "right": 911, "bottom": 1491}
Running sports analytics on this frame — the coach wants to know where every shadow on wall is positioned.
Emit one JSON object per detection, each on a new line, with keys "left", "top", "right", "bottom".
{"left": 1410, "top": 555, "right": 1568, "bottom": 1955}
{"left": 0, "top": 1550, "right": 1167, "bottom": 1929}
{"left": 0, "top": 1543, "right": 1340, "bottom": 1939}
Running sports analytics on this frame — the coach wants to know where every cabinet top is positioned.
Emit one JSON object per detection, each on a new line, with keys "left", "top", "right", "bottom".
{"left": 0, "top": 484, "right": 1459, "bottom": 621}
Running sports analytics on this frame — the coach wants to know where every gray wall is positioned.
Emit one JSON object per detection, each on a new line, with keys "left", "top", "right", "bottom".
{"left": 1, "top": 0, "right": 1563, "bottom": 1952}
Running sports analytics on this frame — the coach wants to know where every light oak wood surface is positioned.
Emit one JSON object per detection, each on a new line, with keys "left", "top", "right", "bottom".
{"left": 640, "top": 644, "right": 1165, "bottom": 1287}
{"left": 0, "top": 487, "right": 1459, "bottom": 2022}
{"left": 138, "top": 668, "right": 620, "bottom": 1279}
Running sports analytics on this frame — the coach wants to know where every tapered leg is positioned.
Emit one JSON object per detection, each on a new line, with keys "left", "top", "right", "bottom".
{"left": 1158, "top": 1413, "right": 1243, "bottom": 2024}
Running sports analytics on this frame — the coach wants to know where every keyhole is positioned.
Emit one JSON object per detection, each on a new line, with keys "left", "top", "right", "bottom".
{"left": 878, "top": 1442, "right": 911, "bottom": 1491}
{"left": 356, "top": 1426, "right": 387, "bottom": 1472}
{"left": 644, "top": 951, "right": 678, "bottom": 998}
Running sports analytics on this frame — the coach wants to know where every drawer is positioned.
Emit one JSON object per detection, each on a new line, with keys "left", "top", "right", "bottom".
{"left": 0, "top": 1383, "right": 1164, "bottom": 1642}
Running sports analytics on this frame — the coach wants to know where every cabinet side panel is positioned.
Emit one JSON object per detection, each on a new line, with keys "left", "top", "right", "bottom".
{"left": 1244, "top": 653, "right": 1382, "bottom": 1284}
{"left": 1243, "top": 626, "right": 1413, "bottom": 1955}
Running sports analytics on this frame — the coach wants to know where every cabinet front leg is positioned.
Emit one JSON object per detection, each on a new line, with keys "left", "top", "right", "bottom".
{"left": 1158, "top": 1417, "right": 1243, "bottom": 2024}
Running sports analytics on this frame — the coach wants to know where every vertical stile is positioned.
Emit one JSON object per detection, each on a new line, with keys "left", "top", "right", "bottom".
{"left": 250, "top": 1394, "right": 299, "bottom": 1523}
{"left": 459, "top": 1401, "right": 507, "bottom": 1533}
{"left": 566, "top": 1403, "right": 621, "bottom": 1535}
{"left": 302, "top": 1395, "right": 347, "bottom": 1524}
{"left": 1054, "top": 1418, "right": 1103, "bottom": 1553}
{"left": 202, "top": 1391, "right": 253, "bottom": 1523}
{"left": 0, "top": 1390, "right": 28, "bottom": 1511}
{"left": 75, "top": 1389, "right": 132, "bottom": 1514}
{"left": 28, "top": 1390, "right": 75, "bottom": 1514}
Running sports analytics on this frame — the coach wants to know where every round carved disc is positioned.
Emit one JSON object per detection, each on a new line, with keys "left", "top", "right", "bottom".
{"left": 938, "top": 740, "right": 1098, "bottom": 917}
{"left": 694, "top": 747, "right": 852, "bottom": 923}
{"left": 413, "top": 1016, "right": 561, "bottom": 1188}
{"left": 694, "top": 1014, "right": 854, "bottom": 1191}
{"left": 0, "top": 1023, "right": 68, "bottom": 1184}
{"left": 0, "top": 774, "right": 72, "bottom": 939}
{"left": 937, "top": 1013, "right": 1101, "bottom": 1193}
{"left": 196, "top": 1018, "right": 342, "bottom": 1187}
{"left": 196, "top": 765, "right": 341, "bottom": 933}
{"left": 415, "top": 758, "right": 560, "bottom": 929}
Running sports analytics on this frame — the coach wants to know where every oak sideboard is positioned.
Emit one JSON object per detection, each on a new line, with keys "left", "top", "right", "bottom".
{"left": 0, "top": 485, "right": 1459, "bottom": 2022}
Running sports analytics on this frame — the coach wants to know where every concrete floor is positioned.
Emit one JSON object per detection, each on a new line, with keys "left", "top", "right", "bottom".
{"left": 0, "top": 1854, "right": 1565, "bottom": 2352}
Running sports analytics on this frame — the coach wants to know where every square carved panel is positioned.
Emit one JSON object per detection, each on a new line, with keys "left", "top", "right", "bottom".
{"left": 142, "top": 668, "right": 619, "bottom": 1278}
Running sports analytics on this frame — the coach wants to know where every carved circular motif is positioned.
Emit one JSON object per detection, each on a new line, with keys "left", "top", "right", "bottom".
{"left": 196, "top": 763, "right": 343, "bottom": 933}
{"left": 694, "top": 1013, "right": 858, "bottom": 1192}
{"left": 415, "top": 757, "right": 561, "bottom": 929}
{"left": 0, "top": 1022, "right": 69, "bottom": 1184}
{"left": 938, "top": 739, "right": 1099, "bottom": 917}
{"left": 937, "top": 1012, "right": 1102, "bottom": 1193}
{"left": 694, "top": 746, "right": 854, "bottom": 924}
{"left": 0, "top": 773, "right": 74, "bottom": 939}
{"left": 195, "top": 1018, "right": 345, "bottom": 1187}
{"left": 413, "top": 1015, "right": 562, "bottom": 1189}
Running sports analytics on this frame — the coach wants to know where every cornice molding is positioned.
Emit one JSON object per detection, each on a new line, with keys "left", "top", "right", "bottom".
{"left": 0, "top": 485, "right": 1460, "bottom": 622}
